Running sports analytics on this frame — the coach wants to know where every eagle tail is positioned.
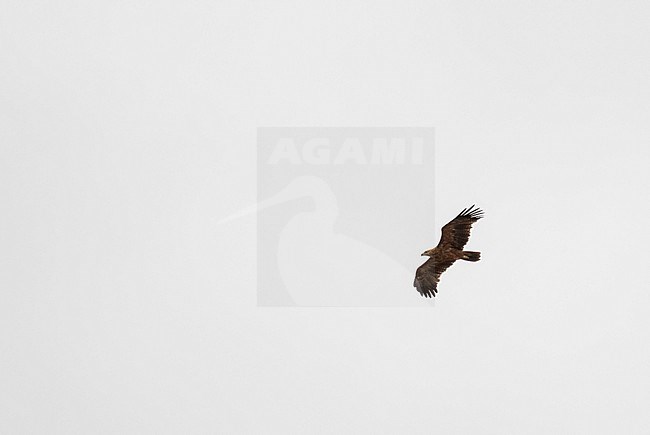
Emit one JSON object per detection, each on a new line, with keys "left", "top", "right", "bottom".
{"left": 462, "top": 251, "right": 481, "bottom": 262}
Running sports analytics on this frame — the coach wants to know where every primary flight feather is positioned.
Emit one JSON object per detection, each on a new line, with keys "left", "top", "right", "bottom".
{"left": 414, "top": 205, "right": 484, "bottom": 298}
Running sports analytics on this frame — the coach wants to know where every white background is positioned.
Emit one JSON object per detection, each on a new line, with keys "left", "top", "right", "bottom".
{"left": 1, "top": 1, "right": 649, "bottom": 433}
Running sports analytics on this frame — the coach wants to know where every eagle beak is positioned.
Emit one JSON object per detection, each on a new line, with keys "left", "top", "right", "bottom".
{"left": 421, "top": 252, "right": 426, "bottom": 256}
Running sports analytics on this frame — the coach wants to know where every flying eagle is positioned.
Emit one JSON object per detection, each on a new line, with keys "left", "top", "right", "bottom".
{"left": 414, "top": 205, "right": 484, "bottom": 298}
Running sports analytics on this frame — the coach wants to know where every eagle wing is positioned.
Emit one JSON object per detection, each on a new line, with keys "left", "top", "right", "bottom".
{"left": 437, "top": 205, "right": 484, "bottom": 250}
{"left": 413, "top": 257, "right": 456, "bottom": 298}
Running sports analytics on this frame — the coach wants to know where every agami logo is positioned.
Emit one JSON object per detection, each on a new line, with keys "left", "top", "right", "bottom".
{"left": 267, "top": 137, "right": 425, "bottom": 165}
{"left": 250, "top": 127, "right": 435, "bottom": 306}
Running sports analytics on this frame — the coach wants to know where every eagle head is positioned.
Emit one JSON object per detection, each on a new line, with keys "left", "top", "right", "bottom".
{"left": 421, "top": 249, "right": 435, "bottom": 257}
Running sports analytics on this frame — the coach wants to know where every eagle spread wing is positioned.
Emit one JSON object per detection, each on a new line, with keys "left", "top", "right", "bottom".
{"left": 413, "top": 205, "right": 484, "bottom": 298}
{"left": 437, "top": 205, "right": 484, "bottom": 250}
{"left": 413, "top": 258, "right": 455, "bottom": 298}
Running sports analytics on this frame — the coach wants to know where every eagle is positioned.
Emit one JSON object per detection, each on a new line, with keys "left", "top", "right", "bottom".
{"left": 414, "top": 205, "right": 484, "bottom": 298}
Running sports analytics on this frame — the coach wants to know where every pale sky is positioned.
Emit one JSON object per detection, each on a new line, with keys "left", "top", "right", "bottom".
{"left": 1, "top": 1, "right": 649, "bottom": 433}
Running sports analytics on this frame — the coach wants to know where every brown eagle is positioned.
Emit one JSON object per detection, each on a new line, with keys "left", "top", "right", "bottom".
{"left": 414, "top": 205, "right": 484, "bottom": 297}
